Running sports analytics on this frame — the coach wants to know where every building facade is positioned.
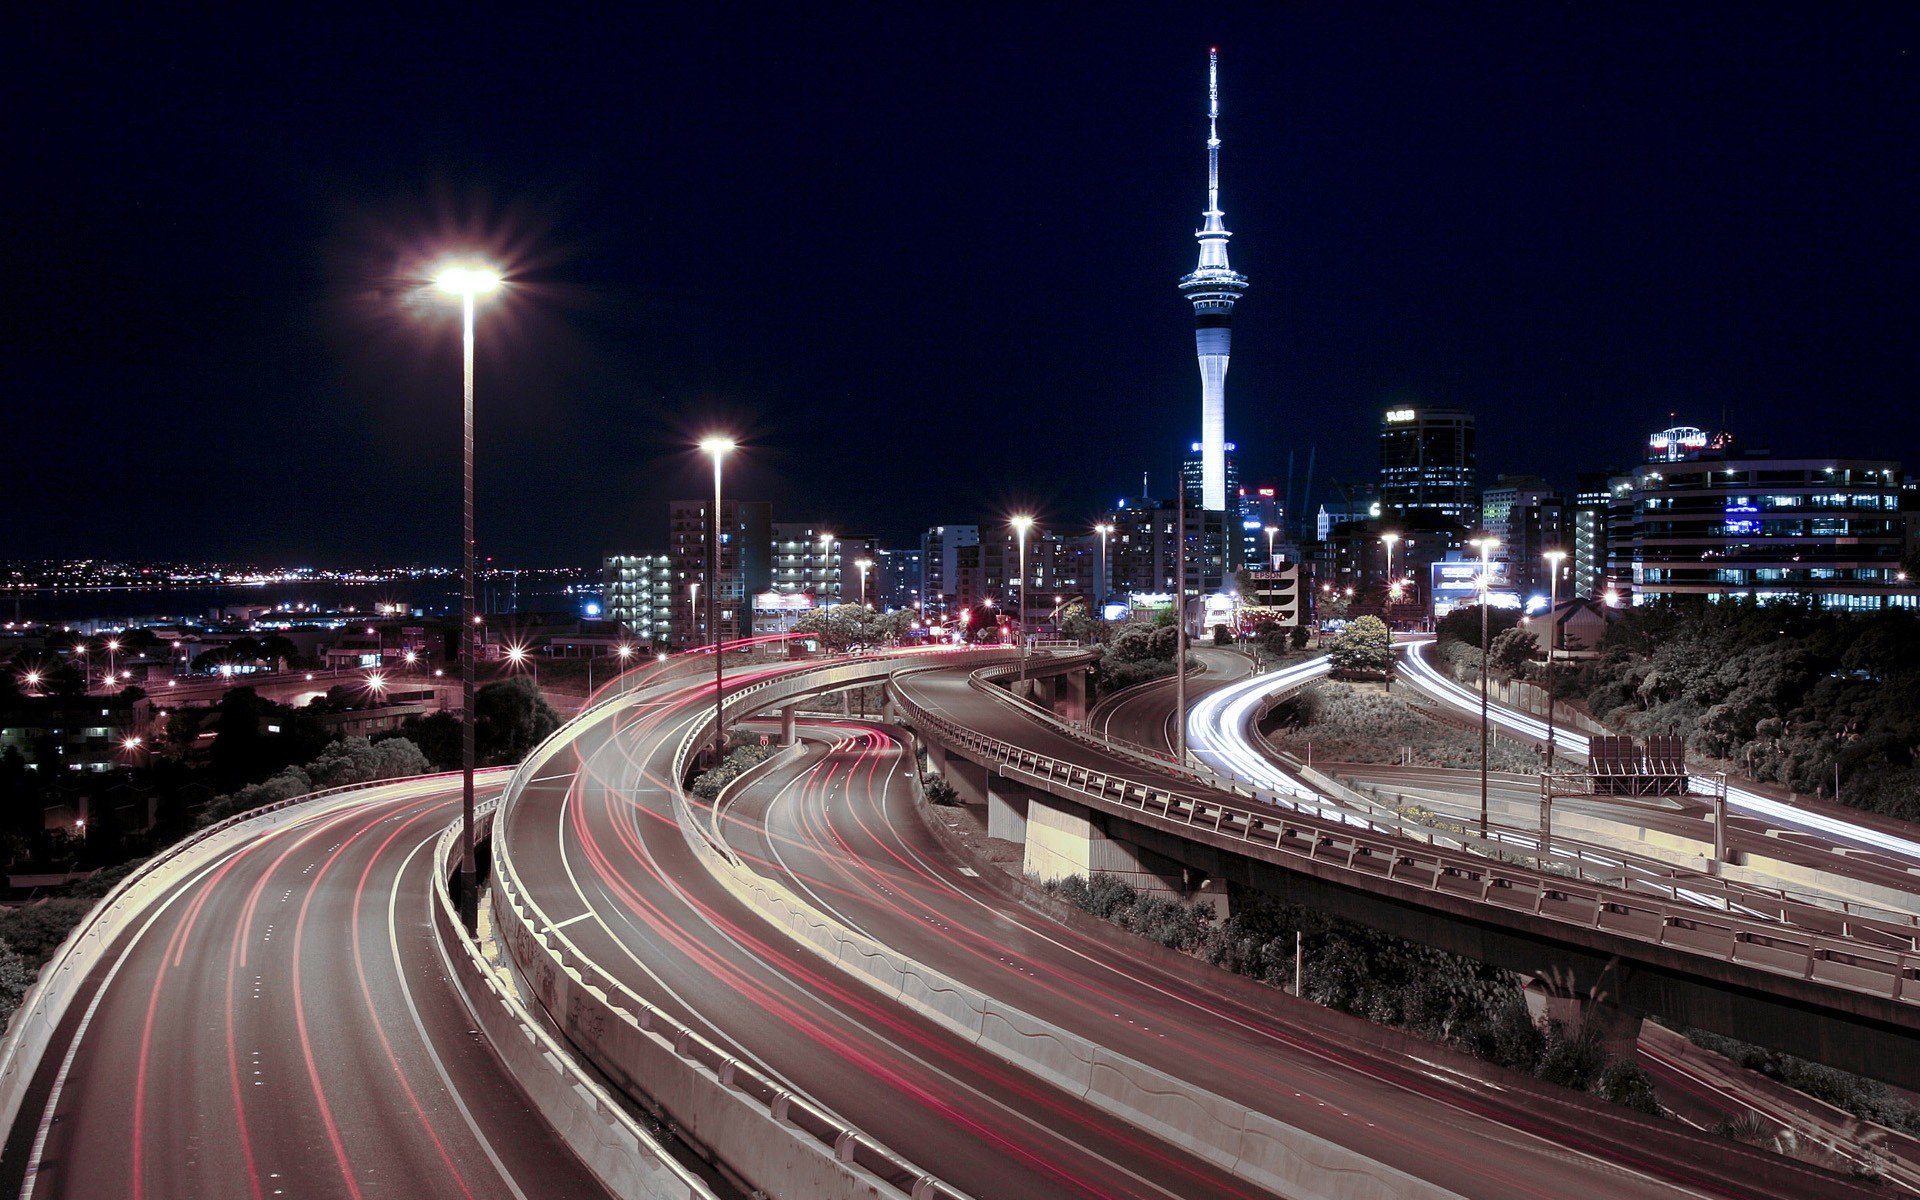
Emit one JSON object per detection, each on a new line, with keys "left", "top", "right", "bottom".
{"left": 667, "top": 498, "right": 771, "bottom": 647}
{"left": 1379, "top": 406, "right": 1477, "bottom": 528}
{"left": 1619, "top": 455, "right": 1913, "bottom": 610}
{"left": 600, "top": 554, "right": 672, "bottom": 647}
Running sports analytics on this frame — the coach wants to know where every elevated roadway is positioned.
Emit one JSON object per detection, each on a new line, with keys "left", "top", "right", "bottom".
{"left": 493, "top": 648, "right": 1266, "bottom": 1199}
{"left": 713, "top": 715, "right": 1869, "bottom": 1198}
{"left": 1, "top": 773, "right": 618, "bottom": 1200}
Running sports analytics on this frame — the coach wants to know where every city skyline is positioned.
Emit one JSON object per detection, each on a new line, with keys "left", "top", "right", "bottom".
{"left": 10, "top": 8, "right": 1917, "bottom": 564}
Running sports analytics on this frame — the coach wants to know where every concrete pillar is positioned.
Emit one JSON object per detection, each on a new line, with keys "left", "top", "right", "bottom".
{"left": 880, "top": 683, "right": 900, "bottom": 723}
{"left": 1188, "top": 873, "right": 1232, "bottom": 922}
{"left": 1523, "top": 975, "right": 1645, "bottom": 1061}
{"left": 931, "top": 751, "right": 989, "bottom": 808}
{"left": 1033, "top": 674, "right": 1058, "bottom": 713}
{"left": 780, "top": 703, "right": 798, "bottom": 747}
{"left": 1021, "top": 794, "right": 1181, "bottom": 898}
{"left": 1057, "top": 668, "right": 1089, "bottom": 724}
{"left": 986, "top": 774, "right": 1031, "bottom": 843}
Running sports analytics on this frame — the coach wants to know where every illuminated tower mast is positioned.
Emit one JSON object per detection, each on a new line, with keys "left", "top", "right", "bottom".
{"left": 1178, "top": 48, "right": 1248, "bottom": 513}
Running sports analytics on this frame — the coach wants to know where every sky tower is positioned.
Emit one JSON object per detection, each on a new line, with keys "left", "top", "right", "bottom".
{"left": 1178, "top": 48, "right": 1248, "bottom": 513}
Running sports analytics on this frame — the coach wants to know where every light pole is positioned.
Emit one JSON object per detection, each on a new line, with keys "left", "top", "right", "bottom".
{"left": 1264, "top": 524, "right": 1279, "bottom": 569}
{"left": 105, "top": 639, "right": 119, "bottom": 691}
{"left": 1011, "top": 515, "right": 1034, "bottom": 681}
{"left": 856, "top": 558, "right": 873, "bottom": 607}
{"left": 1094, "top": 523, "right": 1114, "bottom": 609}
{"left": 700, "top": 436, "right": 736, "bottom": 769}
{"left": 1469, "top": 536, "right": 1499, "bottom": 838}
{"left": 1175, "top": 474, "right": 1189, "bottom": 765}
{"left": 435, "top": 262, "right": 501, "bottom": 929}
{"left": 1542, "top": 549, "right": 1567, "bottom": 775}
{"left": 1380, "top": 532, "right": 1400, "bottom": 627}
{"left": 818, "top": 531, "right": 836, "bottom": 602}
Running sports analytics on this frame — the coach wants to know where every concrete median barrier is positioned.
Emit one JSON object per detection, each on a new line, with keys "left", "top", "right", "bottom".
{"left": 428, "top": 805, "right": 715, "bottom": 1200}
{"left": 686, "top": 752, "right": 1463, "bottom": 1200}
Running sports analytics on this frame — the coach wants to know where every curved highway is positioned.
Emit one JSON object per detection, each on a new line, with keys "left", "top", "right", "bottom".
{"left": 3, "top": 773, "right": 614, "bottom": 1200}
{"left": 714, "top": 713, "right": 1841, "bottom": 1198}
{"left": 1088, "top": 649, "right": 1255, "bottom": 754}
{"left": 497, "top": 654, "right": 1264, "bottom": 1199}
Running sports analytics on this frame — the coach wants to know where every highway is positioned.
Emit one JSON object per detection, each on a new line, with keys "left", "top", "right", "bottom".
{"left": 710, "top": 710, "right": 1857, "bottom": 1198}
{"left": 1087, "top": 648, "right": 1255, "bottom": 754}
{"left": 497, "top": 654, "right": 1270, "bottom": 1199}
{"left": 2, "top": 773, "right": 616, "bottom": 1200}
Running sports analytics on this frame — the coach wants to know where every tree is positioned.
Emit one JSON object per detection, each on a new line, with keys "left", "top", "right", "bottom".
{"left": 1488, "top": 627, "right": 1540, "bottom": 677}
{"left": 258, "top": 635, "right": 299, "bottom": 671}
{"left": 474, "top": 676, "right": 561, "bottom": 766}
{"left": 1056, "top": 602, "right": 1107, "bottom": 646}
{"left": 1329, "top": 616, "right": 1394, "bottom": 677}
{"left": 793, "top": 603, "right": 908, "bottom": 652}
{"left": 303, "top": 736, "right": 431, "bottom": 790}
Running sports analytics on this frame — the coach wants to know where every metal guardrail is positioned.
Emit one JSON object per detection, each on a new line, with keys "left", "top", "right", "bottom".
{"left": 892, "top": 685, "right": 1920, "bottom": 1009}
{"left": 492, "top": 647, "right": 1013, "bottom": 1200}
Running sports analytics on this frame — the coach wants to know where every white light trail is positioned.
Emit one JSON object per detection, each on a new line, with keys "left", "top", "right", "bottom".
{"left": 1398, "top": 639, "right": 1920, "bottom": 866}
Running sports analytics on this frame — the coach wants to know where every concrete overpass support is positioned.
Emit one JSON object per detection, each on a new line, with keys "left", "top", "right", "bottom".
{"left": 987, "top": 776, "right": 1032, "bottom": 843}
{"left": 1056, "top": 667, "right": 1089, "bottom": 724}
{"left": 779, "top": 703, "right": 798, "bottom": 747}
{"left": 924, "top": 742, "right": 990, "bottom": 808}
{"left": 1022, "top": 794, "right": 1181, "bottom": 899}
{"left": 1524, "top": 977, "right": 1644, "bottom": 1061}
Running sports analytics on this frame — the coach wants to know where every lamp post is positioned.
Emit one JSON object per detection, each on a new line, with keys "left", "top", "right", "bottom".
{"left": 856, "top": 558, "right": 873, "bottom": 607}
{"left": 700, "top": 436, "right": 736, "bottom": 769}
{"left": 1380, "top": 532, "right": 1400, "bottom": 627}
{"left": 1469, "top": 536, "right": 1499, "bottom": 838}
{"left": 1011, "top": 515, "right": 1034, "bottom": 681}
{"left": 1094, "top": 523, "right": 1114, "bottom": 609}
{"left": 1264, "top": 525, "right": 1279, "bottom": 569}
{"left": 105, "top": 639, "right": 119, "bottom": 691}
{"left": 435, "top": 262, "right": 501, "bottom": 929}
{"left": 818, "top": 531, "right": 836, "bottom": 602}
{"left": 1542, "top": 549, "right": 1567, "bottom": 775}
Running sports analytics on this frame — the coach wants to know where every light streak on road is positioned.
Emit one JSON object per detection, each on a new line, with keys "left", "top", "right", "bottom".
{"left": 1397, "top": 639, "right": 1920, "bottom": 866}
{"left": 1184, "top": 655, "right": 1330, "bottom": 803}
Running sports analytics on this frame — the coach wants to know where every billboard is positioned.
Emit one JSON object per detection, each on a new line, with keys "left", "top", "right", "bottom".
{"left": 1430, "top": 561, "right": 1519, "bottom": 617}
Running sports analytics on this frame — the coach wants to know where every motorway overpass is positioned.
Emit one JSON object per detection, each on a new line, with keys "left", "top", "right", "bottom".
{"left": 894, "top": 657, "right": 1920, "bottom": 1091}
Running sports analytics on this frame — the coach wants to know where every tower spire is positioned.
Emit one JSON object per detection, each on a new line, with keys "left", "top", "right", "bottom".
{"left": 1207, "top": 48, "right": 1221, "bottom": 227}
{"left": 1178, "top": 48, "right": 1248, "bottom": 514}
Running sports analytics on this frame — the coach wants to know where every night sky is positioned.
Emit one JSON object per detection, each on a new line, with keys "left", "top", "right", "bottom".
{"left": 10, "top": 7, "right": 1916, "bottom": 565}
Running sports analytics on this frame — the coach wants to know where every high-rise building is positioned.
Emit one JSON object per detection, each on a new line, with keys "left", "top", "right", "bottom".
{"left": 1181, "top": 442, "right": 1241, "bottom": 513}
{"left": 873, "top": 548, "right": 923, "bottom": 612}
{"left": 600, "top": 554, "right": 672, "bottom": 647}
{"left": 1177, "top": 49, "right": 1249, "bottom": 513}
{"left": 1378, "top": 406, "right": 1476, "bottom": 528}
{"left": 668, "top": 498, "right": 770, "bottom": 648}
{"left": 1240, "top": 484, "right": 1289, "bottom": 566}
{"left": 1617, "top": 450, "right": 1913, "bottom": 610}
{"left": 1571, "top": 471, "right": 1615, "bottom": 600}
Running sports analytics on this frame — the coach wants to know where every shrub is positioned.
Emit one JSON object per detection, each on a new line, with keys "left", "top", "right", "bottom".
{"left": 689, "top": 744, "right": 776, "bottom": 800}
{"left": 922, "top": 774, "right": 960, "bottom": 806}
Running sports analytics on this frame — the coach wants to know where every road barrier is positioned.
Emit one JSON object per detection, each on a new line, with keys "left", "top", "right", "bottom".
{"left": 491, "top": 650, "right": 1018, "bottom": 1200}
{"left": 0, "top": 769, "right": 505, "bottom": 1151}
{"left": 429, "top": 804, "right": 719, "bottom": 1200}
{"left": 686, "top": 723, "right": 1466, "bottom": 1200}
{"left": 891, "top": 683, "right": 1920, "bottom": 1013}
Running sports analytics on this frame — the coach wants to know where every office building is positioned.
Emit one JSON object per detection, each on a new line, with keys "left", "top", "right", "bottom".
{"left": 1618, "top": 452, "right": 1913, "bottom": 610}
{"left": 1379, "top": 406, "right": 1476, "bottom": 528}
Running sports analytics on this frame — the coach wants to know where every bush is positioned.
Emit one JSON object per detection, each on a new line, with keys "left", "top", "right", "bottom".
{"left": 0, "top": 939, "right": 33, "bottom": 1028}
{"left": 1328, "top": 616, "right": 1394, "bottom": 677}
{"left": 688, "top": 744, "right": 775, "bottom": 800}
{"left": 1596, "top": 1060, "right": 1662, "bottom": 1116}
{"left": 922, "top": 774, "right": 960, "bottom": 806}
{"left": 1265, "top": 679, "right": 1538, "bottom": 771}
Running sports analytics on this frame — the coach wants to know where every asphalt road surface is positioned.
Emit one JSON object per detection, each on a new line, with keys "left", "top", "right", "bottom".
{"left": 4, "top": 773, "right": 614, "bottom": 1200}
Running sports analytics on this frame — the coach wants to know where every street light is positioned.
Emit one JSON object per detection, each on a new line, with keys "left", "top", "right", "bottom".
{"left": 1010, "top": 515, "right": 1035, "bottom": 681}
{"left": 1094, "top": 523, "right": 1114, "bottom": 609}
{"left": 856, "top": 558, "right": 873, "bottom": 607}
{"left": 1264, "top": 525, "right": 1280, "bottom": 568}
{"left": 700, "top": 436, "right": 737, "bottom": 769}
{"left": 1542, "top": 549, "right": 1568, "bottom": 775}
{"left": 818, "top": 532, "right": 836, "bottom": 601}
{"left": 1468, "top": 536, "right": 1499, "bottom": 838}
{"left": 435, "top": 259, "right": 501, "bottom": 928}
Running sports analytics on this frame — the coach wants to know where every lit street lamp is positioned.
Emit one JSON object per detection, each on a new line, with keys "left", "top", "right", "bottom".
{"left": 435, "top": 260, "right": 502, "bottom": 928}
{"left": 700, "top": 436, "right": 737, "bottom": 768}
{"left": 818, "top": 532, "right": 836, "bottom": 601}
{"left": 1264, "top": 524, "right": 1279, "bottom": 569}
{"left": 856, "top": 558, "right": 873, "bottom": 607}
{"left": 1011, "top": 515, "right": 1035, "bottom": 681}
{"left": 1542, "top": 549, "right": 1567, "bottom": 774}
{"left": 1094, "top": 523, "right": 1114, "bottom": 608}
{"left": 1468, "top": 536, "right": 1499, "bottom": 838}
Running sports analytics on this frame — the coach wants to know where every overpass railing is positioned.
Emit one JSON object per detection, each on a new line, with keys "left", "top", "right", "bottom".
{"left": 892, "top": 684, "right": 1920, "bottom": 1011}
